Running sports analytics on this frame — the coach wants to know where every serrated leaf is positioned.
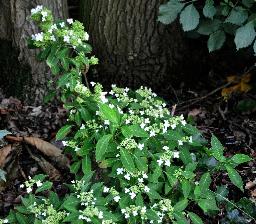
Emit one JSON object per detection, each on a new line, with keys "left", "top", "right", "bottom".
{"left": 180, "top": 4, "right": 200, "bottom": 31}
{"left": 134, "top": 154, "right": 147, "bottom": 172}
{"left": 120, "top": 149, "right": 136, "bottom": 173}
{"left": 198, "top": 198, "right": 219, "bottom": 212}
{"left": 188, "top": 212, "right": 204, "bottom": 224}
{"left": 208, "top": 30, "right": 226, "bottom": 52}
{"left": 198, "top": 172, "right": 211, "bottom": 195}
{"left": 56, "top": 125, "right": 72, "bottom": 140}
{"left": 235, "top": 22, "right": 256, "bottom": 50}
{"left": 63, "top": 195, "right": 80, "bottom": 212}
{"left": 203, "top": 0, "right": 216, "bottom": 19}
{"left": 158, "top": 0, "right": 185, "bottom": 24}
{"left": 82, "top": 155, "right": 91, "bottom": 174}
{"left": 210, "top": 135, "right": 226, "bottom": 162}
{"left": 231, "top": 154, "right": 251, "bottom": 165}
{"left": 174, "top": 198, "right": 188, "bottom": 212}
{"left": 225, "top": 7, "right": 248, "bottom": 25}
{"left": 96, "top": 134, "right": 112, "bottom": 161}
{"left": 225, "top": 165, "right": 244, "bottom": 191}
{"left": 181, "top": 179, "right": 192, "bottom": 198}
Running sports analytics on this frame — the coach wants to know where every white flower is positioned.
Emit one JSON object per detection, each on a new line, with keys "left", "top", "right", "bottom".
{"left": 142, "top": 173, "right": 148, "bottom": 179}
{"left": 138, "top": 178, "right": 144, "bottom": 183}
{"left": 124, "top": 188, "right": 130, "bottom": 193}
{"left": 163, "top": 146, "right": 169, "bottom": 151}
{"left": 157, "top": 159, "right": 163, "bottom": 166}
{"left": 3, "top": 219, "right": 8, "bottom": 224}
{"left": 125, "top": 119, "right": 130, "bottom": 124}
{"left": 150, "top": 130, "right": 156, "bottom": 137}
{"left": 138, "top": 143, "right": 144, "bottom": 150}
{"left": 121, "top": 209, "right": 126, "bottom": 214}
{"left": 90, "top": 81, "right": 96, "bottom": 86}
{"left": 109, "top": 90, "right": 114, "bottom": 95}
{"left": 20, "top": 184, "right": 24, "bottom": 188}
{"left": 165, "top": 160, "right": 171, "bottom": 167}
{"left": 111, "top": 84, "right": 116, "bottom": 88}
{"left": 171, "top": 123, "right": 177, "bottom": 129}
{"left": 189, "top": 136, "right": 193, "bottom": 143}
{"left": 173, "top": 151, "right": 180, "bottom": 158}
{"left": 35, "top": 32, "right": 44, "bottom": 42}
{"left": 31, "top": 5, "right": 43, "bottom": 15}
{"left": 27, "top": 187, "right": 33, "bottom": 193}
{"left": 67, "top": 18, "right": 74, "bottom": 24}
{"left": 80, "top": 124, "right": 85, "bottom": 129}
{"left": 36, "top": 180, "right": 42, "bottom": 187}
{"left": 63, "top": 35, "right": 70, "bottom": 43}
{"left": 41, "top": 11, "right": 48, "bottom": 17}
{"left": 103, "top": 186, "right": 109, "bottom": 193}
{"left": 62, "top": 141, "right": 68, "bottom": 146}
{"left": 104, "top": 120, "right": 110, "bottom": 125}
{"left": 50, "top": 35, "right": 56, "bottom": 41}
{"left": 129, "top": 192, "right": 136, "bottom": 199}
{"left": 124, "top": 87, "right": 129, "bottom": 92}
{"left": 140, "top": 111, "right": 145, "bottom": 115}
{"left": 75, "top": 147, "right": 80, "bottom": 152}
{"left": 113, "top": 195, "right": 120, "bottom": 202}
{"left": 84, "top": 32, "right": 89, "bottom": 41}
{"left": 98, "top": 211, "right": 103, "bottom": 219}
{"left": 140, "top": 123, "right": 146, "bottom": 129}
{"left": 100, "top": 92, "right": 108, "bottom": 103}
{"left": 178, "top": 140, "right": 183, "bottom": 146}
{"left": 144, "top": 118, "right": 150, "bottom": 124}
{"left": 51, "top": 24, "right": 57, "bottom": 30}
{"left": 60, "top": 22, "right": 65, "bottom": 28}
{"left": 132, "top": 210, "right": 138, "bottom": 216}
{"left": 181, "top": 120, "right": 187, "bottom": 126}
{"left": 124, "top": 173, "right": 131, "bottom": 180}
{"left": 116, "top": 168, "right": 124, "bottom": 175}
{"left": 125, "top": 213, "right": 130, "bottom": 219}
{"left": 144, "top": 186, "right": 150, "bottom": 192}
{"left": 109, "top": 104, "right": 115, "bottom": 109}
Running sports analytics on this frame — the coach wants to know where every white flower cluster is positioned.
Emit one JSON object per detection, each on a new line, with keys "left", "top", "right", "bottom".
{"left": 20, "top": 176, "right": 43, "bottom": 193}
{"left": 121, "top": 205, "right": 147, "bottom": 219}
{"left": 31, "top": 5, "right": 43, "bottom": 15}
{"left": 0, "top": 219, "right": 8, "bottom": 224}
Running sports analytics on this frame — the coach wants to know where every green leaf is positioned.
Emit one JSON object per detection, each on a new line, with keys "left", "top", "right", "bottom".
{"left": 198, "top": 198, "right": 219, "bottom": 212}
{"left": 174, "top": 199, "right": 188, "bottom": 212}
{"left": 235, "top": 22, "right": 256, "bottom": 50}
{"left": 225, "top": 165, "right": 244, "bottom": 191}
{"left": 63, "top": 195, "right": 80, "bottom": 212}
{"left": 146, "top": 188, "right": 162, "bottom": 200}
{"left": 208, "top": 30, "right": 226, "bottom": 52}
{"left": 99, "top": 104, "right": 120, "bottom": 124}
{"left": 231, "top": 154, "right": 251, "bottom": 165}
{"left": 0, "top": 169, "right": 6, "bottom": 182}
{"left": 128, "top": 124, "right": 149, "bottom": 138}
{"left": 242, "top": 0, "right": 255, "bottom": 8}
{"left": 134, "top": 154, "right": 147, "bottom": 172}
{"left": 225, "top": 7, "right": 248, "bottom": 25}
{"left": 188, "top": 212, "right": 204, "bottom": 224}
{"left": 57, "top": 72, "right": 71, "bottom": 87}
{"left": 82, "top": 155, "right": 91, "bottom": 174}
{"left": 120, "top": 148, "right": 136, "bottom": 173}
{"left": 203, "top": 0, "right": 216, "bottom": 19}
{"left": 210, "top": 135, "right": 226, "bottom": 162}
{"left": 181, "top": 180, "right": 192, "bottom": 198}
{"left": 198, "top": 172, "right": 211, "bottom": 195}
{"left": 158, "top": 0, "right": 185, "bottom": 24}
{"left": 216, "top": 185, "right": 229, "bottom": 202}
{"left": 15, "top": 213, "right": 28, "bottom": 224}
{"left": 173, "top": 212, "right": 188, "bottom": 224}
{"left": 180, "top": 147, "right": 192, "bottom": 165}
{"left": 96, "top": 134, "right": 112, "bottom": 161}
{"left": 70, "top": 161, "right": 81, "bottom": 174}
{"left": 56, "top": 125, "right": 72, "bottom": 140}
{"left": 197, "top": 19, "right": 221, "bottom": 35}
{"left": 180, "top": 4, "right": 200, "bottom": 31}
{"left": 35, "top": 181, "right": 53, "bottom": 193}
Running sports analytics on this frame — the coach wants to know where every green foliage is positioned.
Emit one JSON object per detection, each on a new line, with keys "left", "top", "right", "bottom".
{"left": 0, "top": 5, "right": 252, "bottom": 224}
{"left": 158, "top": 0, "right": 256, "bottom": 54}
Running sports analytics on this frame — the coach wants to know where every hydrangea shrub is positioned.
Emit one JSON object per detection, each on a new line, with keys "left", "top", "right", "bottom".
{"left": 1, "top": 6, "right": 252, "bottom": 224}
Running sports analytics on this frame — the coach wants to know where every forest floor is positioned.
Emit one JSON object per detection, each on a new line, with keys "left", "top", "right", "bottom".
{"left": 0, "top": 74, "right": 255, "bottom": 223}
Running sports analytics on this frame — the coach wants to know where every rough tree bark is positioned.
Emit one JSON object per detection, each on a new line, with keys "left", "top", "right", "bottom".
{"left": 0, "top": 0, "right": 68, "bottom": 104}
{"left": 81, "top": 0, "right": 195, "bottom": 96}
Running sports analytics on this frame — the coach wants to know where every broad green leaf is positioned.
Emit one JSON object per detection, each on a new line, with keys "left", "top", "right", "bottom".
{"left": 197, "top": 19, "right": 221, "bottom": 35}
{"left": 180, "top": 4, "right": 200, "bottom": 31}
{"left": 128, "top": 124, "right": 149, "bottom": 138}
{"left": 146, "top": 209, "right": 159, "bottom": 221}
{"left": 231, "top": 154, "right": 251, "bottom": 165}
{"left": 173, "top": 212, "right": 188, "bottom": 224}
{"left": 120, "top": 149, "right": 136, "bottom": 173}
{"left": 225, "top": 7, "right": 248, "bottom": 25}
{"left": 70, "top": 161, "right": 81, "bottom": 174}
{"left": 158, "top": 0, "right": 185, "bottom": 24}
{"left": 35, "top": 181, "right": 53, "bottom": 193}
{"left": 225, "top": 165, "right": 244, "bottom": 191}
{"left": 134, "top": 154, "right": 147, "bottom": 172}
{"left": 174, "top": 199, "right": 188, "bottom": 212}
{"left": 198, "top": 198, "right": 219, "bottom": 212}
{"left": 15, "top": 213, "right": 28, "bottom": 224}
{"left": 188, "top": 212, "right": 204, "bottom": 224}
{"left": 210, "top": 135, "right": 226, "bottom": 162}
{"left": 216, "top": 185, "right": 229, "bottom": 202}
{"left": 198, "top": 172, "right": 211, "bottom": 195}
{"left": 180, "top": 147, "right": 192, "bottom": 165}
{"left": 99, "top": 104, "right": 120, "bottom": 124}
{"left": 208, "top": 30, "right": 226, "bottom": 52}
{"left": 181, "top": 180, "right": 192, "bottom": 198}
{"left": 150, "top": 166, "right": 162, "bottom": 183}
{"left": 56, "top": 125, "right": 72, "bottom": 140}
{"left": 82, "top": 155, "right": 91, "bottom": 174}
{"left": 63, "top": 195, "right": 80, "bottom": 212}
{"left": 58, "top": 72, "right": 71, "bottom": 87}
{"left": 235, "top": 22, "right": 256, "bottom": 50}
{"left": 96, "top": 134, "right": 112, "bottom": 161}
{"left": 146, "top": 188, "right": 162, "bottom": 200}
{"left": 203, "top": 0, "right": 216, "bottom": 19}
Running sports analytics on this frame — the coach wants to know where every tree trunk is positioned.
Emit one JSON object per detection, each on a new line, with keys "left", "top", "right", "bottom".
{"left": 0, "top": 0, "right": 68, "bottom": 104}
{"left": 81, "top": 0, "right": 192, "bottom": 96}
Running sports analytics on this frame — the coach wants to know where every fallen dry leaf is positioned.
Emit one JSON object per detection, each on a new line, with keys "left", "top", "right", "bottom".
{"left": 0, "top": 145, "right": 13, "bottom": 168}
